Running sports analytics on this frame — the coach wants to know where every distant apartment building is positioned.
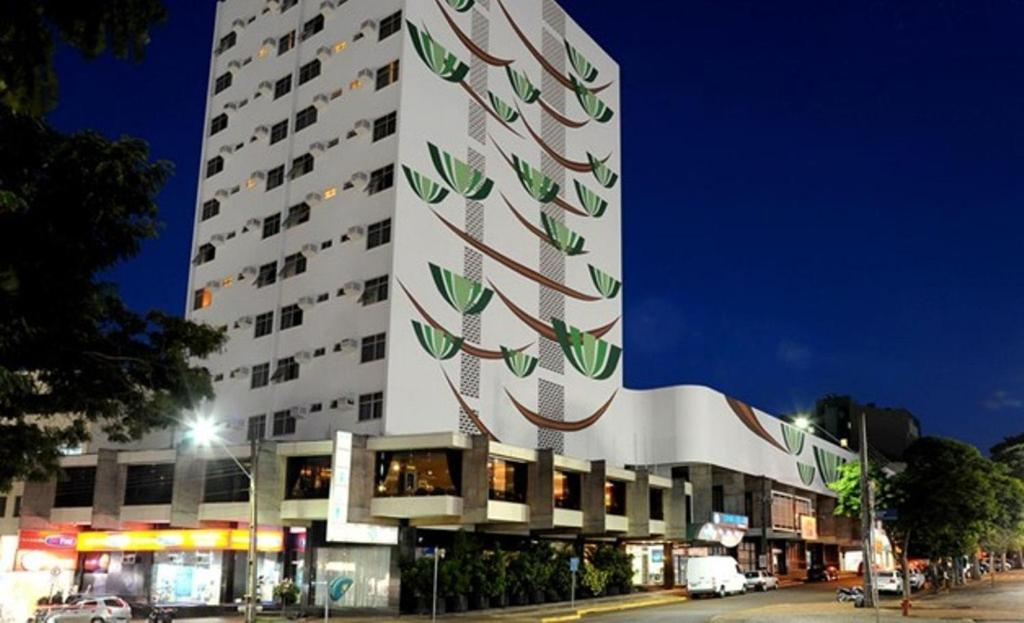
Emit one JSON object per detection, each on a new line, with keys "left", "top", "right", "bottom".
{"left": 813, "top": 395, "right": 921, "bottom": 462}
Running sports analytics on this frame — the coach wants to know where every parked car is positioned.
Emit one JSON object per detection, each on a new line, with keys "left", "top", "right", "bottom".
{"left": 908, "top": 568, "right": 925, "bottom": 591}
{"left": 687, "top": 556, "right": 748, "bottom": 597}
{"left": 876, "top": 571, "right": 903, "bottom": 594}
{"left": 41, "top": 597, "right": 131, "bottom": 623}
{"left": 744, "top": 570, "right": 779, "bottom": 591}
{"left": 807, "top": 565, "right": 839, "bottom": 582}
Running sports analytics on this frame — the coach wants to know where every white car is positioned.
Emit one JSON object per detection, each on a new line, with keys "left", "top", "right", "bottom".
{"left": 43, "top": 598, "right": 131, "bottom": 623}
{"left": 687, "top": 556, "right": 748, "bottom": 597}
{"left": 875, "top": 571, "right": 903, "bottom": 594}
{"left": 744, "top": 570, "right": 779, "bottom": 591}
{"left": 908, "top": 569, "right": 925, "bottom": 590}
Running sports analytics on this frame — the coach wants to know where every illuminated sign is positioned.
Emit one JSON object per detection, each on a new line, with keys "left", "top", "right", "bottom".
{"left": 712, "top": 513, "right": 750, "bottom": 529}
{"left": 76, "top": 529, "right": 283, "bottom": 553}
{"left": 15, "top": 549, "right": 77, "bottom": 572}
{"left": 18, "top": 530, "right": 78, "bottom": 551}
{"left": 800, "top": 515, "right": 819, "bottom": 540}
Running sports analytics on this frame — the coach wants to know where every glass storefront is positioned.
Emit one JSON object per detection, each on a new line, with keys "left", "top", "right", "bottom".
{"left": 313, "top": 545, "right": 392, "bottom": 609}
{"left": 488, "top": 458, "right": 528, "bottom": 503}
{"left": 554, "top": 471, "right": 581, "bottom": 510}
{"left": 626, "top": 544, "right": 666, "bottom": 586}
{"left": 152, "top": 551, "right": 223, "bottom": 604}
{"left": 374, "top": 449, "right": 462, "bottom": 497}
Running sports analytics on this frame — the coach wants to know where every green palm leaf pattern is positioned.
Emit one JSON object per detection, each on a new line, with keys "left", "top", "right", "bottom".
{"left": 588, "top": 265, "right": 621, "bottom": 299}
{"left": 570, "top": 76, "right": 614, "bottom": 123}
{"left": 411, "top": 321, "right": 463, "bottom": 360}
{"left": 552, "top": 318, "right": 621, "bottom": 380}
{"left": 429, "top": 263, "right": 493, "bottom": 315}
{"left": 402, "top": 166, "right": 450, "bottom": 204}
{"left": 407, "top": 22, "right": 470, "bottom": 83}
{"left": 574, "top": 180, "right": 608, "bottom": 217}
{"left": 513, "top": 155, "right": 560, "bottom": 202}
{"left": 813, "top": 446, "right": 847, "bottom": 485}
{"left": 540, "top": 213, "right": 586, "bottom": 255}
{"left": 505, "top": 67, "right": 540, "bottom": 104}
{"left": 781, "top": 422, "right": 806, "bottom": 456}
{"left": 587, "top": 153, "right": 619, "bottom": 189}
{"left": 428, "top": 143, "right": 494, "bottom": 200}
{"left": 501, "top": 347, "right": 539, "bottom": 378}
{"left": 445, "top": 0, "right": 475, "bottom": 11}
{"left": 797, "top": 462, "right": 816, "bottom": 486}
{"left": 564, "top": 40, "right": 599, "bottom": 82}
{"left": 488, "top": 91, "right": 520, "bottom": 123}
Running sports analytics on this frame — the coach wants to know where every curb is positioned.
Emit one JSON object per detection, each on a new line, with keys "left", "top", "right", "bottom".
{"left": 539, "top": 595, "right": 687, "bottom": 623}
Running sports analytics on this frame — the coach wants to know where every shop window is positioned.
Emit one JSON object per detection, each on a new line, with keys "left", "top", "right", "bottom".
{"left": 298, "top": 59, "right": 321, "bottom": 85}
{"left": 366, "top": 218, "right": 391, "bottom": 249}
{"left": 554, "top": 470, "right": 581, "bottom": 510}
{"left": 358, "top": 391, "right": 383, "bottom": 421}
{"left": 605, "top": 479, "right": 627, "bottom": 516}
{"left": 247, "top": 414, "right": 266, "bottom": 441}
{"left": 649, "top": 488, "right": 665, "bottom": 521}
{"left": 376, "top": 59, "right": 400, "bottom": 90}
{"left": 488, "top": 457, "right": 528, "bottom": 503}
{"left": 124, "top": 463, "right": 174, "bottom": 506}
{"left": 712, "top": 484, "right": 724, "bottom": 513}
{"left": 367, "top": 164, "right": 394, "bottom": 195}
{"left": 373, "top": 111, "right": 397, "bottom": 142}
{"left": 204, "top": 458, "right": 251, "bottom": 503}
{"left": 250, "top": 362, "right": 270, "bottom": 388}
{"left": 54, "top": 466, "right": 96, "bottom": 507}
{"left": 360, "top": 332, "right": 386, "bottom": 363}
{"left": 374, "top": 449, "right": 462, "bottom": 497}
{"left": 295, "top": 106, "right": 317, "bottom": 132}
{"left": 360, "top": 275, "right": 388, "bottom": 305}
{"left": 285, "top": 455, "right": 332, "bottom": 499}
{"left": 378, "top": 10, "right": 402, "bottom": 40}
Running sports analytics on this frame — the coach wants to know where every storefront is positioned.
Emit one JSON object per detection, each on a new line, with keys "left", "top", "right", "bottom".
{"left": 625, "top": 542, "right": 668, "bottom": 587}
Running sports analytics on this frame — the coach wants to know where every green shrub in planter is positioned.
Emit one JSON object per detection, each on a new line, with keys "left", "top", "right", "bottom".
{"left": 484, "top": 545, "right": 509, "bottom": 607}
{"left": 581, "top": 561, "right": 611, "bottom": 597}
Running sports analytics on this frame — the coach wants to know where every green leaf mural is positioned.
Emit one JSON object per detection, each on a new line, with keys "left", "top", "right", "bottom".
{"left": 429, "top": 263, "right": 493, "bottom": 315}
{"left": 813, "top": 446, "right": 847, "bottom": 486}
{"left": 587, "top": 153, "right": 619, "bottom": 189}
{"left": 505, "top": 66, "right": 540, "bottom": 104}
{"left": 411, "top": 320, "right": 463, "bottom": 360}
{"left": 797, "top": 462, "right": 816, "bottom": 486}
{"left": 780, "top": 422, "right": 806, "bottom": 456}
{"left": 407, "top": 22, "right": 470, "bottom": 83}
{"left": 540, "top": 213, "right": 586, "bottom": 256}
{"left": 488, "top": 92, "right": 520, "bottom": 123}
{"left": 501, "top": 347, "right": 539, "bottom": 378}
{"left": 402, "top": 166, "right": 449, "bottom": 204}
{"left": 588, "top": 265, "right": 621, "bottom": 299}
{"left": 428, "top": 143, "right": 494, "bottom": 200}
{"left": 574, "top": 180, "right": 608, "bottom": 218}
{"left": 564, "top": 40, "right": 599, "bottom": 83}
{"left": 552, "top": 318, "right": 621, "bottom": 380}
{"left": 513, "top": 155, "right": 560, "bottom": 202}
{"left": 445, "top": 0, "right": 475, "bottom": 11}
{"left": 570, "top": 76, "right": 614, "bottom": 123}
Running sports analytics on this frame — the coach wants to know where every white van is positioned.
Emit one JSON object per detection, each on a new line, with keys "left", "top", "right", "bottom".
{"left": 686, "top": 556, "right": 748, "bottom": 597}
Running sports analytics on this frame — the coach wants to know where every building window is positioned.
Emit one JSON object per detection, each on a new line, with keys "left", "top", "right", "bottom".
{"left": 124, "top": 464, "right": 174, "bottom": 506}
{"left": 0, "top": 496, "right": 6, "bottom": 517}
{"left": 273, "top": 356, "right": 299, "bottom": 382}
{"left": 250, "top": 362, "right": 271, "bottom": 389}
{"left": 285, "top": 456, "right": 332, "bottom": 499}
{"left": 366, "top": 218, "right": 391, "bottom": 249}
{"left": 266, "top": 164, "right": 285, "bottom": 190}
{"left": 281, "top": 0, "right": 298, "bottom": 12}
{"left": 196, "top": 243, "right": 216, "bottom": 265}
{"left": 284, "top": 202, "right": 310, "bottom": 228}
{"left": 650, "top": 488, "right": 665, "bottom": 521}
{"left": 193, "top": 287, "right": 212, "bottom": 310}
{"left": 278, "top": 30, "right": 296, "bottom": 55}
{"left": 771, "top": 491, "right": 814, "bottom": 533}
{"left": 262, "top": 213, "right": 281, "bottom": 239}
{"left": 206, "top": 156, "right": 224, "bottom": 178}
{"left": 554, "top": 470, "right": 582, "bottom": 510}
{"left": 256, "top": 261, "right": 277, "bottom": 287}
{"left": 358, "top": 391, "right": 384, "bottom": 421}
{"left": 269, "top": 119, "right": 288, "bottom": 144}
{"left": 361, "top": 275, "right": 389, "bottom": 305}
{"left": 378, "top": 10, "right": 402, "bottom": 41}
{"left": 301, "top": 14, "right": 324, "bottom": 40}
{"left": 295, "top": 106, "right": 317, "bottom": 131}
{"left": 298, "top": 59, "right": 321, "bottom": 85}
{"left": 361, "top": 332, "right": 386, "bottom": 363}
{"left": 253, "top": 311, "right": 274, "bottom": 338}
{"left": 54, "top": 467, "right": 96, "bottom": 508}
{"left": 274, "top": 74, "right": 292, "bottom": 99}
{"left": 372, "top": 112, "right": 397, "bottom": 142}
{"left": 214, "top": 72, "right": 232, "bottom": 94}
{"left": 210, "top": 113, "right": 228, "bottom": 135}
{"left": 374, "top": 449, "right": 462, "bottom": 497}
{"left": 376, "top": 59, "right": 400, "bottom": 90}
{"left": 291, "top": 153, "right": 314, "bottom": 178}
{"left": 712, "top": 485, "right": 724, "bottom": 513}
{"left": 218, "top": 31, "right": 237, "bottom": 53}
{"left": 203, "top": 458, "right": 250, "bottom": 503}
{"left": 280, "top": 304, "right": 303, "bottom": 330}
{"left": 280, "top": 252, "right": 307, "bottom": 279}
{"left": 605, "top": 479, "right": 627, "bottom": 516}
{"left": 367, "top": 164, "right": 394, "bottom": 195}
{"left": 272, "top": 409, "right": 296, "bottom": 436}
{"left": 12, "top": 496, "right": 20, "bottom": 518}
{"left": 201, "top": 199, "right": 220, "bottom": 221}
{"left": 488, "top": 457, "right": 528, "bottom": 503}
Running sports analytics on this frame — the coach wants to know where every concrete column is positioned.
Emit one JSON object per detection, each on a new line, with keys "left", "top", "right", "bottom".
{"left": 719, "top": 470, "right": 745, "bottom": 515}
{"left": 665, "top": 477, "right": 688, "bottom": 540}
{"left": 689, "top": 464, "right": 713, "bottom": 525}
{"left": 18, "top": 479, "right": 56, "bottom": 530}
{"left": 256, "top": 441, "right": 280, "bottom": 526}
{"left": 627, "top": 470, "right": 650, "bottom": 538}
{"left": 462, "top": 435, "right": 490, "bottom": 524}
{"left": 582, "top": 460, "right": 607, "bottom": 534}
{"left": 91, "top": 449, "right": 123, "bottom": 529}
{"left": 528, "top": 449, "right": 554, "bottom": 530}
{"left": 347, "top": 435, "right": 375, "bottom": 523}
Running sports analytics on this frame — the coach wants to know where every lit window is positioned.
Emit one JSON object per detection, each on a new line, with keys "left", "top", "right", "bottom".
{"left": 193, "top": 287, "right": 213, "bottom": 310}
{"left": 376, "top": 60, "right": 400, "bottom": 90}
{"left": 349, "top": 79, "right": 364, "bottom": 90}
{"left": 323, "top": 186, "right": 337, "bottom": 199}
{"left": 333, "top": 41, "right": 348, "bottom": 53}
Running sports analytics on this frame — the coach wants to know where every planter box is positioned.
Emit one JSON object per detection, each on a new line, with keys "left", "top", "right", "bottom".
{"left": 447, "top": 594, "right": 469, "bottom": 613}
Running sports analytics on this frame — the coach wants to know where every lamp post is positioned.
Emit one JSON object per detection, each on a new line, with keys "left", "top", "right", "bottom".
{"left": 189, "top": 417, "right": 260, "bottom": 623}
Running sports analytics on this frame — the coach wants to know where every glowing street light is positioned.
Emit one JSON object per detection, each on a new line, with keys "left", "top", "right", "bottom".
{"left": 189, "top": 416, "right": 220, "bottom": 446}
{"left": 793, "top": 415, "right": 813, "bottom": 431}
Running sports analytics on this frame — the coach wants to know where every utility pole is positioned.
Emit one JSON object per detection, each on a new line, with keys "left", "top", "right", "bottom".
{"left": 246, "top": 436, "right": 260, "bottom": 623}
{"left": 858, "top": 411, "right": 878, "bottom": 608}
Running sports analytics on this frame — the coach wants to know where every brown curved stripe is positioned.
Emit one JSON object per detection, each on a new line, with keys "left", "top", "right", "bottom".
{"left": 501, "top": 193, "right": 588, "bottom": 256}
{"left": 460, "top": 81, "right": 523, "bottom": 139}
{"left": 489, "top": 281, "right": 619, "bottom": 340}
{"left": 444, "top": 369, "right": 499, "bottom": 441}
{"left": 496, "top": 0, "right": 613, "bottom": 95}
{"left": 434, "top": 0, "right": 514, "bottom": 67}
{"left": 431, "top": 209, "right": 600, "bottom": 301}
{"left": 519, "top": 107, "right": 593, "bottom": 172}
{"left": 538, "top": 97, "right": 589, "bottom": 129}
{"left": 506, "top": 388, "right": 618, "bottom": 432}
{"left": 725, "top": 396, "right": 789, "bottom": 453}
{"left": 490, "top": 137, "right": 588, "bottom": 217}
{"left": 398, "top": 280, "right": 527, "bottom": 359}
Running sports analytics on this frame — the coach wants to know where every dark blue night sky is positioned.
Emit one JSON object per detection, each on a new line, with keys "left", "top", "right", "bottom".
{"left": 50, "top": 1, "right": 1024, "bottom": 452}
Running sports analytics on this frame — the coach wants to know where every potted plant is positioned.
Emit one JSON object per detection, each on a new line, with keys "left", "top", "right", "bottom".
{"left": 468, "top": 552, "right": 489, "bottom": 610}
{"left": 273, "top": 579, "right": 300, "bottom": 616}
{"left": 530, "top": 543, "right": 554, "bottom": 604}
{"left": 507, "top": 551, "right": 533, "bottom": 606}
{"left": 550, "top": 548, "right": 574, "bottom": 602}
{"left": 487, "top": 545, "right": 509, "bottom": 608}
{"left": 442, "top": 557, "right": 470, "bottom": 613}
{"left": 581, "top": 560, "right": 611, "bottom": 598}
{"left": 613, "top": 548, "right": 634, "bottom": 595}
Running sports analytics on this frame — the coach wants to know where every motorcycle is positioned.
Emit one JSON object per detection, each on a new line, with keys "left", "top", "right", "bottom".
{"left": 147, "top": 607, "right": 175, "bottom": 623}
{"left": 836, "top": 586, "right": 864, "bottom": 606}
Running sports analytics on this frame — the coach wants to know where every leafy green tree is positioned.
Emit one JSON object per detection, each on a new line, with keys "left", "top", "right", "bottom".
{"left": 991, "top": 433, "right": 1024, "bottom": 480}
